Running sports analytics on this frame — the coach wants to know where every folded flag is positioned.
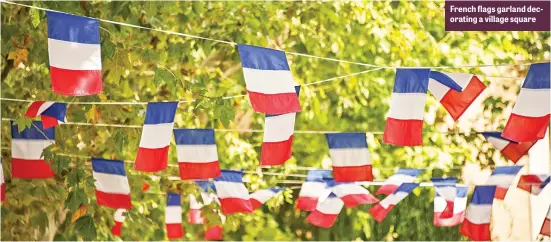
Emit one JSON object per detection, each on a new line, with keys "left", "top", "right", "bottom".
{"left": 111, "top": 209, "right": 126, "bottom": 236}
{"left": 482, "top": 132, "right": 536, "bottom": 163}
{"left": 1, "top": 159, "right": 4, "bottom": 202}
{"left": 502, "top": 62, "right": 550, "bottom": 142}
{"left": 214, "top": 170, "right": 253, "bottom": 214}
{"left": 91, "top": 158, "right": 132, "bottom": 209}
{"left": 431, "top": 178, "right": 457, "bottom": 218}
{"left": 434, "top": 185, "right": 468, "bottom": 227}
{"left": 369, "top": 183, "right": 419, "bottom": 222}
{"left": 541, "top": 205, "right": 551, "bottom": 237}
{"left": 165, "top": 193, "right": 183, "bottom": 239}
{"left": 383, "top": 68, "right": 431, "bottom": 146}
{"left": 11, "top": 121, "right": 55, "bottom": 179}
{"left": 485, "top": 165, "right": 523, "bottom": 200}
{"left": 428, "top": 71, "right": 486, "bottom": 121}
{"left": 330, "top": 182, "right": 378, "bottom": 208}
{"left": 205, "top": 225, "right": 223, "bottom": 241}
{"left": 326, "top": 133, "right": 372, "bottom": 182}
{"left": 250, "top": 188, "right": 283, "bottom": 210}
{"left": 517, "top": 174, "right": 550, "bottom": 195}
{"left": 296, "top": 169, "right": 332, "bottom": 211}
{"left": 260, "top": 86, "right": 301, "bottom": 166}
{"left": 237, "top": 44, "right": 301, "bottom": 115}
{"left": 376, "top": 168, "right": 423, "bottom": 195}
{"left": 189, "top": 194, "right": 204, "bottom": 224}
{"left": 24, "top": 101, "right": 67, "bottom": 129}
{"left": 135, "top": 102, "right": 178, "bottom": 172}
{"left": 174, "top": 129, "right": 221, "bottom": 179}
{"left": 306, "top": 192, "right": 344, "bottom": 228}
{"left": 46, "top": 11, "right": 102, "bottom": 96}
{"left": 460, "top": 186, "right": 496, "bottom": 241}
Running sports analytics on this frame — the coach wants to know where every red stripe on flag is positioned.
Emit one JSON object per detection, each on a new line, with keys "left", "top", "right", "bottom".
{"left": 376, "top": 184, "right": 400, "bottom": 196}
{"left": 517, "top": 175, "right": 542, "bottom": 194}
{"left": 501, "top": 140, "right": 537, "bottom": 164}
{"left": 135, "top": 146, "right": 170, "bottom": 172}
{"left": 541, "top": 218, "right": 550, "bottom": 237}
{"left": 11, "top": 158, "right": 54, "bottom": 179}
{"left": 440, "top": 76, "right": 486, "bottom": 121}
{"left": 95, "top": 190, "right": 132, "bottom": 209}
{"left": 434, "top": 211, "right": 465, "bottom": 227}
{"left": 205, "top": 225, "right": 223, "bottom": 241}
{"left": 306, "top": 210, "right": 339, "bottom": 228}
{"left": 383, "top": 118, "right": 424, "bottom": 146}
{"left": 111, "top": 221, "right": 123, "bottom": 236}
{"left": 247, "top": 91, "right": 302, "bottom": 115}
{"left": 250, "top": 199, "right": 263, "bottom": 210}
{"left": 296, "top": 197, "right": 318, "bottom": 211}
{"left": 188, "top": 209, "right": 204, "bottom": 224}
{"left": 166, "top": 223, "right": 183, "bottom": 239}
{"left": 41, "top": 115, "right": 60, "bottom": 129}
{"left": 219, "top": 198, "right": 253, "bottom": 214}
{"left": 340, "top": 194, "right": 379, "bottom": 208}
{"left": 333, "top": 165, "right": 373, "bottom": 182}
{"left": 178, "top": 161, "right": 221, "bottom": 180}
{"left": 440, "top": 201, "right": 455, "bottom": 218}
{"left": 460, "top": 219, "right": 491, "bottom": 241}
{"left": 50, "top": 67, "right": 102, "bottom": 96}
{"left": 260, "top": 136, "right": 293, "bottom": 166}
{"left": 24, "top": 101, "right": 46, "bottom": 118}
{"left": 494, "top": 187, "right": 508, "bottom": 200}
{"left": 502, "top": 113, "right": 550, "bottom": 142}
{"left": 368, "top": 203, "right": 394, "bottom": 222}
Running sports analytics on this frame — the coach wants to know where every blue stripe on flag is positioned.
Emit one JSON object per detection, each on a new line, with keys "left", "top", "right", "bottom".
{"left": 46, "top": 11, "right": 100, "bottom": 44}
{"left": 305, "top": 170, "right": 332, "bottom": 182}
{"left": 143, "top": 102, "right": 178, "bottom": 124}
{"left": 41, "top": 103, "right": 67, "bottom": 121}
{"left": 237, "top": 44, "right": 290, "bottom": 70}
{"left": 266, "top": 86, "right": 301, "bottom": 117}
{"left": 471, "top": 186, "right": 496, "bottom": 204}
{"left": 393, "top": 68, "right": 431, "bottom": 93}
{"left": 173, "top": 129, "right": 215, "bottom": 145}
{"left": 429, "top": 71, "right": 464, "bottom": 92}
{"left": 394, "top": 183, "right": 419, "bottom": 194}
{"left": 395, "top": 168, "right": 424, "bottom": 177}
{"left": 91, "top": 158, "right": 126, "bottom": 176}
{"left": 431, "top": 177, "right": 457, "bottom": 184}
{"left": 11, "top": 121, "right": 55, "bottom": 140}
{"left": 522, "top": 62, "right": 550, "bottom": 89}
{"left": 195, "top": 180, "right": 216, "bottom": 192}
{"left": 540, "top": 177, "right": 550, "bottom": 189}
{"left": 269, "top": 187, "right": 283, "bottom": 193}
{"left": 167, "top": 193, "right": 181, "bottom": 206}
{"left": 214, "top": 170, "right": 244, "bottom": 183}
{"left": 456, "top": 186, "right": 468, "bottom": 198}
{"left": 491, "top": 166, "right": 523, "bottom": 175}
{"left": 326, "top": 133, "right": 367, "bottom": 149}
{"left": 322, "top": 178, "right": 336, "bottom": 188}
{"left": 481, "top": 132, "right": 518, "bottom": 144}
{"left": 327, "top": 192, "right": 338, "bottom": 198}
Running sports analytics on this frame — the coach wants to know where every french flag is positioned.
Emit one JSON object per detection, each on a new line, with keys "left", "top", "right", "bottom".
{"left": 11, "top": 121, "right": 55, "bottom": 179}
{"left": 250, "top": 188, "right": 283, "bottom": 210}
{"left": 434, "top": 185, "right": 468, "bottom": 227}
{"left": 428, "top": 71, "right": 486, "bottom": 121}
{"left": 214, "top": 170, "right": 253, "bottom": 214}
{"left": 485, "top": 165, "right": 523, "bottom": 200}
{"left": 383, "top": 68, "right": 431, "bottom": 146}
{"left": 174, "top": 129, "right": 221, "bottom": 179}
{"left": 135, "top": 102, "right": 178, "bottom": 172}
{"left": 237, "top": 44, "right": 301, "bottom": 115}
{"left": 541, "top": 205, "right": 551, "bottom": 237}
{"left": 482, "top": 132, "right": 536, "bottom": 164}
{"left": 189, "top": 181, "right": 219, "bottom": 224}
{"left": 1, "top": 159, "right": 5, "bottom": 202}
{"left": 111, "top": 209, "right": 126, "bottom": 236}
{"left": 260, "top": 86, "right": 301, "bottom": 166}
{"left": 369, "top": 183, "right": 419, "bottom": 222}
{"left": 431, "top": 178, "right": 457, "bottom": 218}
{"left": 460, "top": 186, "right": 496, "bottom": 241}
{"left": 91, "top": 158, "right": 132, "bottom": 209}
{"left": 296, "top": 169, "right": 332, "bottom": 211}
{"left": 46, "top": 11, "right": 102, "bottom": 96}
{"left": 165, "top": 193, "right": 183, "bottom": 239}
{"left": 330, "top": 182, "right": 378, "bottom": 208}
{"left": 502, "top": 62, "right": 550, "bottom": 142}
{"left": 25, "top": 101, "right": 67, "bottom": 129}
{"left": 376, "top": 168, "right": 423, "bottom": 195}
{"left": 326, "top": 133, "right": 372, "bottom": 182}
{"left": 517, "top": 174, "right": 550, "bottom": 195}
{"left": 205, "top": 225, "right": 223, "bottom": 241}
{"left": 306, "top": 192, "right": 344, "bottom": 228}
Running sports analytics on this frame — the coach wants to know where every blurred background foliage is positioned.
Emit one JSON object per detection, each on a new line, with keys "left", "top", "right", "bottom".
{"left": 1, "top": 1, "right": 549, "bottom": 241}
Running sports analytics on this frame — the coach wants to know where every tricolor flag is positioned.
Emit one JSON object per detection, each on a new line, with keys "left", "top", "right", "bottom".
{"left": 250, "top": 188, "right": 283, "bottom": 210}
{"left": 260, "top": 86, "right": 301, "bottom": 166}
{"left": 306, "top": 192, "right": 344, "bottom": 228}
{"left": 205, "top": 225, "right": 223, "bottom": 241}
{"left": 296, "top": 169, "right": 332, "bottom": 211}
{"left": 431, "top": 177, "right": 457, "bottom": 218}
{"left": 165, "top": 193, "right": 183, "bottom": 239}
{"left": 428, "top": 71, "right": 486, "bottom": 121}
{"left": 189, "top": 194, "right": 204, "bottom": 224}
{"left": 485, "top": 165, "right": 523, "bottom": 200}
{"left": 326, "top": 133, "right": 372, "bottom": 182}
{"left": 135, "top": 102, "right": 178, "bottom": 172}
{"left": 517, "top": 174, "right": 550, "bottom": 195}
{"left": 541, "top": 205, "right": 551, "bottom": 237}
{"left": 502, "top": 62, "right": 550, "bottom": 142}
{"left": 1, "top": 159, "right": 5, "bottom": 202}
{"left": 330, "top": 182, "right": 378, "bottom": 208}
{"left": 460, "top": 186, "right": 496, "bottom": 241}
{"left": 369, "top": 183, "right": 419, "bottom": 222}
{"left": 174, "top": 129, "right": 221, "bottom": 179}
{"left": 383, "top": 68, "right": 431, "bottom": 146}
{"left": 214, "top": 170, "right": 253, "bottom": 214}
{"left": 11, "top": 121, "right": 55, "bottom": 179}
{"left": 25, "top": 101, "right": 67, "bottom": 129}
{"left": 376, "top": 168, "right": 423, "bottom": 195}
{"left": 482, "top": 132, "right": 536, "bottom": 164}
{"left": 46, "top": 11, "right": 102, "bottom": 96}
{"left": 237, "top": 44, "right": 301, "bottom": 115}
{"left": 434, "top": 185, "right": 468, "bottom": 227}
{"left": 91, "top": 158, "right": 132, "bottom": 209}
{"left": 189, "top": 181, "right": 219, "bottom": 224}
{"left": 111, "top": 209, "right": 126, "bottom": 236}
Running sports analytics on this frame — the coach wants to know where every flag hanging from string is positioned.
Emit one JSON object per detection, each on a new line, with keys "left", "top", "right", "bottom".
{"left": 24, "top": 101, "right": 67, "bottom": 129}
{"left": 482, "top": 132, "right": 536, "bottom": 163}
{"left": 165, "top": 193, "right": 183, "bottom": 239}
{"left": 485, "top": 165, "right": 523, "bottom": 200}
{"left": 541, "top": 205, "right": 551, "bottom": 237}
{"left": 214, "top": 170, "right": 253, "bottom": 214}
{"left": 10, "top": 121, "right": 55, "bottom": 179}
{"left": 250, "top": 188, "right": 283, "bottom": 210}
{"left": 502, "top": 62, "right": 550, "bottom": 142}
{"left": 376, "top": 168, "right": 423, "bottom": 195}
{"left": 111, "top": 209, "right": 126, "bottom": 236}
{"left": 428, "top": 71, "right": 486, "bottom": 121}
{"left": 434, "top": 185, "right": 468, "bottom": 227}
{"left": 306, "top": 192, "right": 344, "bottom": 228}
{"left": 329, "top": 181, "right": 378, "bottom": 208}
{"left": 383, "top": 68, "right": 431, "bottom": 146}
{"left": 369, "top": 183, "right": 419, "bottom": 222}
{"left": 174, "top": 129, "right": 221, "bottom": 179}
{"left": 460, "top": 186, "right": 496, "bottom": 241}
{"left": 431, "top": 177, "right": 457, "bottom": 219}
{"left": 326, "top": 133, "right": 373, "bottom": 182}
{"left": 517, "top": 174, "right": 550, "bottom": 195}
{"left": 296, "top": 169, "right": 332, "bottom": 211}
{"left": 135, "top": 102, "right": 178, "bottom": 172}
{"left": 237, "top": 44, "right": 301, "bottom": 115}
{"left": 91, "top": 158, "right": 132, "bottom": 209}
{"left": 46, "top": 11, "right": 102, "bottom": 96}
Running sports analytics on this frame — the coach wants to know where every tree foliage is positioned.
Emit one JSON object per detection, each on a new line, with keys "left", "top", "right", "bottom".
{"left": 1, "top": 1, "right": 549, "bottom": 241}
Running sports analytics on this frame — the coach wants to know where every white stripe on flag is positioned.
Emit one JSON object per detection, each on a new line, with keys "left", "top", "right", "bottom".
{"left": 486, "top": 136, "right": 508, "bottom": 150}
{"left": 11, "top": 139, "right": 54, "bottom": 160}
{"left": 176, "top": 145, "right": 218, "bottom": 162}
{"left": 37, "top": 102, "right": 56, "bottom": 115}
{"left": 299, "top": 182, "right": 326, "bottom": 197}
{"left": 214, "top": 181, "right": 250, "bottom": 200}
{"left": 165, "top": 206, "right": 182, "bottom": 223}
{"left": 512, "top": 89, "right": 551, "bottom": 117}
{"left": 114, "top": 209, "right": 126, "bottom": 222}
{"left": 428, "top": 79, "right": 449, "bottom": 101}
{"left": 486, "top": 174, "right": 516, "bottom": 187}
{"left": 465, "top": 204, "right": 492, "bottom": 224}
{"left": 263, "top": 113, "right": 296, "bottom": 142}
{"left": 385, "top": 174, "right": 417, "bottom": 185}
{"left": 329, "top": 148, "right": 371, "bottom": 167}
{"left": 379, "top": 191, "right": 409, "bottom": 208}
{"left": 440, "top": 72, "right": 473, "bottom": 89}
{"left": 93, "top": 172, "right": 130, "bottom": 194}
{"left": 250, "top": 190, "right": 276, "bottom": 204}
{"left": 388, "top": 93, "right": 426, "bottom": 120}
{"left": 139, "top": 123, "right": 174, "bottom": 148}
{"left": 47, "top": 39, "right": 102, "bottom": 70}
{"left": 242, "top": 68, "right": 296, "bottom": 94}
{"left": 316, "top": 197, "right": 344, "bottom": 214}
{"left": 331, "top": 184, "right": 369, "bottom": 197}
{"left": 190, "top": 194, "right": 203, "bottom": 209}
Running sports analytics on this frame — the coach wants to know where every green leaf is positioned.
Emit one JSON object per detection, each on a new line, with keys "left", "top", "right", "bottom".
{"left": 40, "top": 143, "right": 57, "bottom": 161}
{"left": 214, "top": 99, "right": 235, "bottom": 128}
{"left": 51, "top": 155, "right": 70, "bottom": 174}
{"left": 13, "top": 116, "right": 32, "bottom": 133}
{"left": 29, "top": 8, "right": 41, "bottom": 28}
{"left": 85, "top": 105, "right": 99, "bottom": 124}
{"left": 31, "top": 212, "right": 49, "bottom": 234}
{"left": 102, "top": 40, "right": 116, "bottom": 59}
{"left": 113, "top": 129, "right": 128, "bottom": 153}
{"left": 153, "top": 68, "right": 173, "bottom": 86}
{"left": 65, "top": 188, "right": 87, "bottom": 212}
{"left": 67, "top": 169, "right": 86, "bottom": 185}
{"left": 74, "top": 215, "right": 97, "bottom": 240}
